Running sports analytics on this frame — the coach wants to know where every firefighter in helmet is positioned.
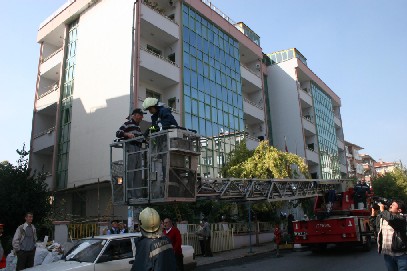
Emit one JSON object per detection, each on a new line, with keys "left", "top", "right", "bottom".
{"left": 131, "top": 207, "right": 177, "bottom": 271}
{"left": 142, "top": 97, "right": 178, "bottom": 134}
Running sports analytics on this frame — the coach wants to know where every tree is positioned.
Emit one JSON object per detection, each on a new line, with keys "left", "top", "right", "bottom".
{"left": 0, "top": 145, "right": 51, "bottom": 253}
{"left": 372, "top": 164, "right": 407, "bottom": 203}
{"left": 221, "top": 140, "right": 312, "bottom": 222}
{"left": 227, "top": 140, "right": 310, "bottom": 179}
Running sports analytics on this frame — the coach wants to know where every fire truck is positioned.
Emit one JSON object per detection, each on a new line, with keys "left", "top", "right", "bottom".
{"left": 292, "top": 185, "right": 374, "bottom": 251}
{"left": 110, "top": 128, "right": 372, "bottom": 250}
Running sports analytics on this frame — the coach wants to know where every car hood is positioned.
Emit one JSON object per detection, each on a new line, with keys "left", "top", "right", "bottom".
{"left": 26, "top": 260, "right": 93, "bottom": 271}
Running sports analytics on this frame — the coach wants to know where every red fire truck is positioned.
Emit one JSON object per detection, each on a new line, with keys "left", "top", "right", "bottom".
{"left": 293, "top": 186, "right": 374, "bottom": 251}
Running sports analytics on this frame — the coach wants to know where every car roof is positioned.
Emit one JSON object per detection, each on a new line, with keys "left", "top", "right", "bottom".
{"left": 84, "top": 232, "right": 142, "bottom": 241}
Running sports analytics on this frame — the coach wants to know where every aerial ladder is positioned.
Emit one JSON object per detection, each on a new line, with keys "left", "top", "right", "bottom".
{"left": 109, "top": 128, "right": 349, "bottom": 205}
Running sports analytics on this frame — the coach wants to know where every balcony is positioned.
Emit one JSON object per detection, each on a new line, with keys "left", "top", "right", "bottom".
{"left": 139, "top": 46, "right": 180, "bottom": 88}
{"left": 140, "top": 3, "right": 179, "bottom": 44}
{"left": 245, "top": 135, "right": 260, "bottom": 150}
{"left": 337, "top": 138, "right": 345, "bottom": 150}
{"left": 39, "top": 48, "right": 63, "bottom": 81}
{"left": 302, "top": 117, "right": 316, "bottom": 135}
{"left": 37, "top": 85, "right": 59, "bottom": 111}
{"left": 306, "top": 148, "right": 319, "bottom": 165}
{"left": 240, "top": 64, "right": 262, "bottom": 89}
{"left": 243, "top": 97, "right": 264, "bottom": 123}
{"left": 32, "top": 127, "right": 56, "bottom": 153}
{"left": 340, "top": 163, "right": 347, "bottom": 174}
{"left": 298, "top": 88, "right": 313, "bottom": 107}
{"left": 334, "top": 114, "right": 342, "bottom": 128}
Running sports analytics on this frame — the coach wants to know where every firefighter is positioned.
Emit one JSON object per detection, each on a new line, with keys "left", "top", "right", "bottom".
{"left": 131, "top": 207, "right": 177, "bottom": 271}
{"left": 142, "top": 97, "right": 178, "bottom": 134}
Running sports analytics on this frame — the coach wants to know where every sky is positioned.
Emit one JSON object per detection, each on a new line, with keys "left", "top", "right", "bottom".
{"left": 0, "top": 0, "right": 406, "bottom": 166}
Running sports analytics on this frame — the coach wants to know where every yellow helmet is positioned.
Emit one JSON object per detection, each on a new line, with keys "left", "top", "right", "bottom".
{"left": 139, "top": 207, "right": 160, "bottom": 233}
{"left": 143, "top": 97, "right": 159, "bottom": 110}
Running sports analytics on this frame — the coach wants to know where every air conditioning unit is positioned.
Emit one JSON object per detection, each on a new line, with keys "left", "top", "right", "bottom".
{"left": 255, "top": 63, "right": 261, "bottom": 70}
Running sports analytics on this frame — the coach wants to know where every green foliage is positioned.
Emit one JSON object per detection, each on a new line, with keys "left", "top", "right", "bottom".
{"left": 0, "top": 145, "right": 51, "bottom": 253}
{"left": 228, "top": 141, "right": 310, "bottom": 179}
{"left": 221, "top": 141, "right": 254, "bottom": 177}
{"left": 372, "top": 164, "right": 407, "bottom": 203}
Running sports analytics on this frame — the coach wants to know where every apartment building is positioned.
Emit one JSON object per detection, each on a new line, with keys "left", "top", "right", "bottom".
{"left": 345, "top": 141, "right": 363, "bottom": 180}
{"left": 374, "top": 160, "right": 400, "bottom": 176}
{"left": 30, "top": 0, "right": 267, "bottom": 217}
{"left": 360, "top": 153, "right": 376, "bottom": 184}
{"left": 266, "top": 48, "right": 347, "bottom": 179}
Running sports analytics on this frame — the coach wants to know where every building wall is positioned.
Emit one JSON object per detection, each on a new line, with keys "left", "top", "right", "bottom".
{"left": 267, "top": 59, "right": 306, "bottom": 158}
{"left": 67, "top": 0, "right": 134, "bottom": 188}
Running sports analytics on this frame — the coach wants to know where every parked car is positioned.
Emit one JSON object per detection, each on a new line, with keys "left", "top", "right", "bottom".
{"left": 27, "top": 232, "right": 196, "bottom": 271}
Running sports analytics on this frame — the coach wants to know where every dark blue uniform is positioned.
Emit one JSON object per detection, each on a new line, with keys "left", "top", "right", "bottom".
{"left": 151, "top": 107, "right": 178, "bottom": 130}
{"left": 131, "top": 236, "right": 177, "bottom": 271}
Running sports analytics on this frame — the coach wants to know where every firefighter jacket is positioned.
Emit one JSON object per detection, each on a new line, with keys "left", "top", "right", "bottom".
{"left": 131, "top": 235, "right": 177, "bottom": 271}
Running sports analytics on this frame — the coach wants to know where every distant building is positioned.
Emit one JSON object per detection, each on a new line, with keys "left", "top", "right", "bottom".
{"left": 360, "top": 154, "right": 376, "bottom": 185}
{"left": 266, "top": 48, "right": 347, "bottom": 179}
{"left": 345, "top": 141, "right": 363, "bottom": 181}
{"left": 374, "top": 160, "right": 400, "bottom": 176}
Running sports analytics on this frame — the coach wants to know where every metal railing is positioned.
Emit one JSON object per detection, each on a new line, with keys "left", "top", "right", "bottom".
{"left": 200, "top": 0, "right": 260, "bottom": 46}
{"left": 38, "top": 84, "right": 59, "bottom": 99}
{"left": 33, "top": 126, "right": 55, "bottom": 139}
{"left": 243, "top": 97, "right": 263, "bottom": 110}
{"left": 142, "top": 1, "right": 179, "bottom": 25}
{"left": 41, "top": 48, "right": 63, "bottom": 63}
{"left": 140, "top": 46, "right": 179, "bottom": 67}
{"left": 241, "top": 64, "right": 261, "bottom": 78}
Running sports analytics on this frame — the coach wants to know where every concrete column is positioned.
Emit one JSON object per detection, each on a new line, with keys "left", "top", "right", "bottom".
{"left": 53, "top": 221, "right": 70, "bottom": 244}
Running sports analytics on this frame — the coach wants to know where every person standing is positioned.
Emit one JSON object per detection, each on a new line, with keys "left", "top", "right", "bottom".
{"left": 116, "top": 108, "right": 146, "bottom": 199}
{"left": 376, "top": 200, "right": 407, "bottom": 271}
{"left": 142, "top": 97, "right": 178, "bottom": 133}
{"left": 107, "top": 220, "right": 120, "bottom": 235}
{"left": 12, "top": 212, "right": 37, "bottom": 271}
{"left": 131, "top": 207, "right": 176, "bottom": 271}
{"left": 0, "top": 224, "right": 4, "bottom": 269}
{"left": 202, "top": 218, "right": 213, "bottom": 257}
{"left": 195, "top": 221, "right": 206, "bottom": 256}
{"left": 274, "top": 224, "right": 282, "bottom": 257}
{"left": 163, "top": 218, "right": 184, "bottom": 271}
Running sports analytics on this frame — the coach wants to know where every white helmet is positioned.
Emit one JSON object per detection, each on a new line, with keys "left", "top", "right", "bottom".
{"left": 139, "top": 207, "right": 160, "bottom": 235}
{"left": 143, "top": 97, "right": 159, "bottom": 110}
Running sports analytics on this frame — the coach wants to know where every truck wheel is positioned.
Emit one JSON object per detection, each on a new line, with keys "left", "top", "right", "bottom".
{"left": 362, "top": 236, "right": 372, "bottom": 252}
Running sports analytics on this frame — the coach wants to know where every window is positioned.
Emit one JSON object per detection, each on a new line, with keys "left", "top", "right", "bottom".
{"left": 168, "top": 97, "right": 176, "bottom": 111}
{"left": 101, "top": 239, "right": 133, "bottom": 261}
{"left": 146, "top": 45, "right": 161, "bottom": 56}
{"left": 146, "top": 89, "right": 161, "bottom": 101}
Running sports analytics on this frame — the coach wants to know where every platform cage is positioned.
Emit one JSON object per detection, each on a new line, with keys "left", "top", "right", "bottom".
{"left": 109, "top": 128, "right": 200, "bottom": 205}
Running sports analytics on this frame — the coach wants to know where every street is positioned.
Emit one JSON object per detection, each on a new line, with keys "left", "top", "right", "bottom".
{"left": 196, "top": 244, "right": 385, "bottom": 271}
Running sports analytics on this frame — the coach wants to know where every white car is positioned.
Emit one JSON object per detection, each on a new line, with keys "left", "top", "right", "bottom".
{"left": 27, "top": 233, "right": 196, "bottom": 271}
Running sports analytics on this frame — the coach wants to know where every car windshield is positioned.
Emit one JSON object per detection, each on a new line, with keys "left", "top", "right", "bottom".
{"left": 64, "top": 239, "right": 106, "bottom": 263}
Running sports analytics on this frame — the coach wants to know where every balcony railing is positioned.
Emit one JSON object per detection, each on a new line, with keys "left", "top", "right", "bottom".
{"left": 140, "top": 46, "right": 179, "bottom": 67}
{"left": 200, "top": 0, "right": 260, "bottom": 46}
{"left": 303, "top": 115, "right": 314, "bottom": 124}
{"left": 241, "top": 64, "right": 261, "bottom": 78}
{"left": 142, "top": 1, "right": 179, "bottom": 25}
{"left": 38, "top": 84, "right": 59, "bottom": 99}
{"left": 41, "top": 48, "right": 63, "bottom": 63}
{"left": 243, "top": 97, "right": 263, "bottom": 110}
{"left": 33, "top": 126, "right": 56, "bottom": 139}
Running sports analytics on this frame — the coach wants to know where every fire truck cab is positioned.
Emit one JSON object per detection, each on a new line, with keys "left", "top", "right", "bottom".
{"left": 293, "top": 185, "right": 374, "bottom": 252}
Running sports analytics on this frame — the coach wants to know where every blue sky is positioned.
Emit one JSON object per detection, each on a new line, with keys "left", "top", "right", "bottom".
{"left": 1, "top": 0, "right": 406, "bottom": 166}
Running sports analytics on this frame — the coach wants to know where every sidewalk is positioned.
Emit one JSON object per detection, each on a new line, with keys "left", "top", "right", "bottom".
{"left": 196, "top": 242, "right": 278, "bottom": 266}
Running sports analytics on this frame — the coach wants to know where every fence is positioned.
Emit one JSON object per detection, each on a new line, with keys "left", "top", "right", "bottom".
{"left": 68, "top": 222, "right": 273, "bottom": 253}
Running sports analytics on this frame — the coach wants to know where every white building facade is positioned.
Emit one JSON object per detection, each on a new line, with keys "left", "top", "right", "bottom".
{"left": 266, "top": 48, "right": 347, "bottom": 179}
{"left": 30, "top": 0, "right": 268, "bottom": 218}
